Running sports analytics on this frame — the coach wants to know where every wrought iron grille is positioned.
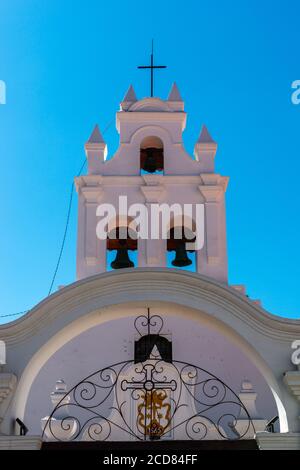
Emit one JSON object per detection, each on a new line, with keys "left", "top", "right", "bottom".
{"left": 42, "top": 311, "right": 255, "bottom": 441}
{"left": 42, "top": 358, "right": 255, "bottom": 441}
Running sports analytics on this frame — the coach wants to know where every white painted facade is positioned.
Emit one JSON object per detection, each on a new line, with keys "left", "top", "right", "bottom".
{"left": 0, "top": 85, "right": 299, "bottom": 450}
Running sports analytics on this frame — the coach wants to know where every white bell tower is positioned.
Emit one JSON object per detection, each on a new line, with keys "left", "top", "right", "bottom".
{"left": 75, "top": 83, "right": 229, "bottom": 282}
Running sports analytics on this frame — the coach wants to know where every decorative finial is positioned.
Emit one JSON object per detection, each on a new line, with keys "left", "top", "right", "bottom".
{"left": 122, "top": 84, "right": 137, "bottom": 103}
{"left": 167, "top": 82, "right": 183, "bottom": 102}
{"left": 50, "top": 379, "right": 70, "bottom": 408}
{"left": 87, "top": 124, "right": 105, "bottom": 144}
{"left": 121, "top": 85, "right": 137, "bottom": 111}
{"left": 197, "top": 125, "right": 216, "bottom": 144}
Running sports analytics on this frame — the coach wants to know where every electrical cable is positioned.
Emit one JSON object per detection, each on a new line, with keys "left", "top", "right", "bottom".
{"left": 0, "top": 119, "right": 114, "bottom": 318}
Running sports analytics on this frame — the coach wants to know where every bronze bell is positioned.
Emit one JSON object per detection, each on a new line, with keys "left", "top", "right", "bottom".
{"left": 111, "top": 240, "right": 134, "bottom": 269}
{"left": 142, "top": 148, "right": 157, "bottom": 173}
{"left": 171, "top": 242, "right": 192, "bottom": 267}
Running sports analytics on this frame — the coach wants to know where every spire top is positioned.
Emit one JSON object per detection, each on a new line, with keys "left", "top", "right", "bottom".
{"left": 168, "top": 82, "right": 183, "bottom": 101}
{"left": 197, "top": 125, "right": 216, "bottom": 144}
{"left": 87, "top": 124, "right": 105, "bottom": 144}
{"left": 122, "top": 84, "right": 137, "bottom": 103}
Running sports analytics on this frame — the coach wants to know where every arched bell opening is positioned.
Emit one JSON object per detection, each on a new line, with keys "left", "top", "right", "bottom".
{"left": 166, "top": 226, "right": 196, "bottom": 272}
{"left": 140, "top": 136, "right": 164, "bottom": 174}
{"left": 107, "top": 225, "right": 138, "bottom": 270}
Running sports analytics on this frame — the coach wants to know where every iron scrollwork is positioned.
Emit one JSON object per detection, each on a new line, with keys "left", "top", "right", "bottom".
{"left": 42, "top": 310, "right": 255, "bottom": 441}
{"left": 42, "top": 359, "right": 255, "bottom": 441}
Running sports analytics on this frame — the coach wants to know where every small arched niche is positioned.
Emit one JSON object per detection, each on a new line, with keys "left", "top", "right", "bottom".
{"left": 140, "top": 136, "right": 164, "bottom": 174}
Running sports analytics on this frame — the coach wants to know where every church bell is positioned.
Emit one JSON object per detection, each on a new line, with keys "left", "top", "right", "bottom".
{"left": 171, "top": 242, "right": 192, "bottom": 267}
{"left": 142, "top": 148, "right": 158, "bottom": 173}
{"left": 111, "top": 240, "right": 134, "bottom": 270}
{"left": 141, "top": 147, "right": 163, "bottom": 173}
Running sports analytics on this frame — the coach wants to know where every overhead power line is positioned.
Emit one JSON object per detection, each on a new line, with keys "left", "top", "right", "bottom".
{"left": 48, "top": 119, "right": 114, "bottom": 295}
{"left": 0, "top": 119, "right": 114, "bottom": 318}
{"left": 0, "top": 310, "right": 29, "bottom": 319}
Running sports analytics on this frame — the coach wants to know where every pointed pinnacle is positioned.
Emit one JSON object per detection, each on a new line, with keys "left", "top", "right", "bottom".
{"left": 167, "top": 82, "right": 183, "bottom": 101}
{"left": 122, "top": 84, "right": 137, "bottom": 102}
{"left": 87, "top": 124, "right": 105, "bottom": 144}
{"left": 197, "top": 125, "right": 216, "bottom": 144}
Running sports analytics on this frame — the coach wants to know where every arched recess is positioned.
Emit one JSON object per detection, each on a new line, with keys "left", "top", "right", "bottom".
{"left": 129, "top": 125, "right": 172, "bottom": 148}
{"left": 11, "top": 299, "right": 289, "bottom": 433}
{"left": 140, "top": 136, "right": 164, "bottom": 174}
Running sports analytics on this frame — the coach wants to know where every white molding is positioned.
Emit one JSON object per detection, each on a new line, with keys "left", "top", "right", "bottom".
{"left": 0, "top": 373, "right": 17, "bottom": 431}
{"left": 75, "top": 174, "right": 232, "bottom": 192}
{"left": 0, "top": 436, "right": 42, "bottom": 450}
{"left": 76, "top": 175, "right": 211, "bottom": 188}
{"left": 140, "top": 185, "right": 165, "bottom": 203}
{"left": 283, "top": 371, "right": 300, "bottom": 402}
{"left": 0, "top": 269, "right": 299, "bottom": 346}
{"left": 127, "top": 97, "right": 173, "bottom": 112}
{"left": 256, "top": 432, "right": 300, "bottom": 450}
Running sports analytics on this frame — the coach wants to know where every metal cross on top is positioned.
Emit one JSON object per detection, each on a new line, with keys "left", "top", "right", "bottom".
{"left": 138, "top": 40, "right": 167, "bottom": 97}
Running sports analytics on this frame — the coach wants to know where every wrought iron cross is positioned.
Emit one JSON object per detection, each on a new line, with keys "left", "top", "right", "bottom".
{"left": 121, "top": 364, "right": 176, "bottom": 392}
{"left": 138, "top": 40, "right": 167, "bottom": 97}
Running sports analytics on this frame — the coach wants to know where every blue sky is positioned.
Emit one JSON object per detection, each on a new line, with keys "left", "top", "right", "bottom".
{"left": 0, "top": 0, "right": 299, "bottom": 322}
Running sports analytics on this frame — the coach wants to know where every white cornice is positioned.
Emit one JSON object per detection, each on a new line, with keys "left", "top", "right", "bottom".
{"left": 84, "top": 142, "right": 106, "bottom": 151}
{"left": 75, "top": 175, "right": 214, "bottom": 188}
{"left": 283, "top": 371, "right": 300, "bottom": 402}
{"left": 142, "top": 174, "right": 164, "bottom": 186}
{"left": 80, "top": 186, "right": 104, "bottom": 203}
{"left": 198, "top": 174, "right": 229, "bottom": 201}
{"left": 140, "top": 185, "right": 165, "bottom": 203}
{"left": 256, "top": 432, "right": 300, "bottom": 450}
{"left": 0, "top": 436, "right": 42, "bottom": 450}
{"left": 116, "top": 110, "right": 187, "bottom": 133}
{"left": 200, "top": 174, "right": 229, "bottom": 190}
{"left": 198, "top": 185, "right": 224, "bottom": 202}
{"left": 0, "top": 269, "right": 299, "bottom": 346}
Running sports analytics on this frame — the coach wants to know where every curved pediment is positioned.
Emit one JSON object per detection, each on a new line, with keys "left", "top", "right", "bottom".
{"left": 128, "top": 98, "right": 173, "bottom": 113}
{"left": 1, "top": 269, "right": 299, "bottom": 345}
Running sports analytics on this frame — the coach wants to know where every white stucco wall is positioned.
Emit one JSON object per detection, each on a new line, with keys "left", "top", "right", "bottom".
{"left": 24, "top": 315, "right": 277, "bottom": 436}
{"left": 1, "top": 269, "right": 299, "bottom": 437}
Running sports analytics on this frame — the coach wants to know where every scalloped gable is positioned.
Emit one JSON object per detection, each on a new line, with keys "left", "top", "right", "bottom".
{"left": 127, "top": 97, "right": 174, "bottom": 113}
{"left": 100, "top": 94, "right": 213, "bottom": 175}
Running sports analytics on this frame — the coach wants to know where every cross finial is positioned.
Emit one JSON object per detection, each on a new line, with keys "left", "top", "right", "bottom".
{"left": 138, "top": 40, "right": 167, "bottom": 97}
